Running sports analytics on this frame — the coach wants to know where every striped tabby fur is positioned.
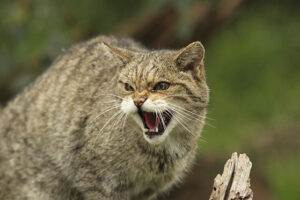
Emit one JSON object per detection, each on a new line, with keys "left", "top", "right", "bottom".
{"left": 0, "top": 36, "right": 209, "bottom": 200}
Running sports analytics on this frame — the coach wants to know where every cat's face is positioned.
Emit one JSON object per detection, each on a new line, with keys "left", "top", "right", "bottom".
{"left": 104, "top": 42, "right": 209, "bottom": 144}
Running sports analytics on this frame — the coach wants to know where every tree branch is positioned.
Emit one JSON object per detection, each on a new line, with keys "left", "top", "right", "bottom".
{"left": 209, "top": 153, "right": 253, "bottom": 200}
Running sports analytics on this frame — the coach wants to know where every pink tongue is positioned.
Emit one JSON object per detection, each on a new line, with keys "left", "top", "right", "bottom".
{"left": 144, "top": 112, "right": 160, "bottom": 132}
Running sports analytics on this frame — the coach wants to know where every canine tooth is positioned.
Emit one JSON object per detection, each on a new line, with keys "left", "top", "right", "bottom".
{"left": 143, "top": 128, "right": 149, "bottom": 132}
{"left": 155, "top": 127, "right": 158, "bottom": 132}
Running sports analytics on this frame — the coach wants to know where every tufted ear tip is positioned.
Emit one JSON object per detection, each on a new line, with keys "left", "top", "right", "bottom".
{"left": 102, "top": 42, "right": 134, "bottom": 64}
{"left": 174, "top": 41, "right": 205, "bottom": 66}
{"left": 173, "top": 41, "right": 206, "bottom": 80}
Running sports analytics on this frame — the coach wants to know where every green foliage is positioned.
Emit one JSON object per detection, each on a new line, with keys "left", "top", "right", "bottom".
{"left": 201, "top": 3, "right": 300, "bottom": 199}
{"left": 203, "top": 3, "right": 300, "bottom": 151}
{"left": 265, "top": 156, "right": 300, "bottom": 200}
{"left": 0, "top": 0, "right": 149, "bottom": 96}
{"left": 0, "top": 0, "right": 220, "bottom": 101}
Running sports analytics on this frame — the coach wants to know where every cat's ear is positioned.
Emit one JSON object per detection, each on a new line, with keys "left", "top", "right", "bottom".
{"left": 173, "top": 41, "right": 205, "bottom": 80}
{"left": 102, "top": 42, "right": 134, "bottom": 64}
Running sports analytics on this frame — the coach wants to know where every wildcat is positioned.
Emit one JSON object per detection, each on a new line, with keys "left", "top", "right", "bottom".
{"left": 0, "top": 35, "right": 209, "bottom": 200}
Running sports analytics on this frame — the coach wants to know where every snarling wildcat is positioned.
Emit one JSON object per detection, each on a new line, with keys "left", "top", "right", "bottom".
{"left": 0, "top": 36, "right": 209, "bottom": 200}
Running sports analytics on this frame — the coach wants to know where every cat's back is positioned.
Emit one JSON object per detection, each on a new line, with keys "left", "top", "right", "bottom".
{"left": 0, "top": 35, "right": 146, "bottom": 199}
{"left": 0, "top": 35, "right": 145, "bottom": 152}
{"left": 0, "top": 35, "right": 143, "bottom": 134}
{"left": 0, "top": 35, "right": 144, "bottom": 124}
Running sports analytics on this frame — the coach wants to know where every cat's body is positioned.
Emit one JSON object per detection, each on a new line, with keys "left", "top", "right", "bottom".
{"left": 0, "top": 36, "right": 209, "bottom": 200}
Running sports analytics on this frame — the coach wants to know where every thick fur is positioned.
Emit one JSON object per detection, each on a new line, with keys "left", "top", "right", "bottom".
{"left": 0, "top": 36, "right": 209, "bottom": 200}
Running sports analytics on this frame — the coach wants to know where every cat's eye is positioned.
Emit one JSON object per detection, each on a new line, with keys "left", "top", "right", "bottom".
{"left": 152, "top": 82, "right": 170, "bottom": 91}
{"left": 124, "top": 83, "right": 134, "bottom": 91}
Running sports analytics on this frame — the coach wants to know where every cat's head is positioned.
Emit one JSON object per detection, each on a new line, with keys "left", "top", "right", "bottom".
{"left": 103, "top": 41, "right": 209, "bottom": 144}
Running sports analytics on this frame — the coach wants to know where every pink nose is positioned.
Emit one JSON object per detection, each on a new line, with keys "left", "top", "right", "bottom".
{"left": 133, "top": 97, "right": 147, "bottom": 107}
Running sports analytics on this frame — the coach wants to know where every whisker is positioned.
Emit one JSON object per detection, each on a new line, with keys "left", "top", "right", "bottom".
{"left": 170, "top": 107, "right": 215, "bottom": 128}
{"left": 166, "top": 109, "right": 211, "bottom": 140}
{"left": 154, "top": 109, "right": 159, "bottom": 125}
{"left": 171, "top": 109, "right": 193, "bottom": 122}
{"left": 98, "top": 110, "right": 123, "bottom": 134}
{"left": 112, "top": 112, "right": 126, "bottom": 141}
{"left": 121, "top": 113, "right": 128, "bottom": 142}
{"left": 101, "top": 100, "right": 122, "bottom": 104}
{"left": 169, "top": 107, "right": 205, "bottom": 124}
{"left": 198, "top": 135, "right": 208, "bottom": 143}
{"left": 96, "top": 94, "right": 125, "bottom": 100}
{"left": 167, "top": 103, "right": 214, "bottom": 121}
{"left": 167, "top": 103, "right": 204, "bottom": 118}
{"left": 161, "top": 94, "right": 201, "bottom": 100}
{"left": 94, "top": 105, "right": 121, "bottom": 121}
{"left": 157, "top": 107, "right": 166, "bottom": 130}
{"left": 167, "top": 105, "right": 205, "bottom": 122}
{"left": 172, "top": 115, "right": 195, "bottom": 136}
{"left": 93, "top": 110, "right": 123, "bottom": 147}
{"left": 112, "top": 112, "right": 125, "bottom": 130}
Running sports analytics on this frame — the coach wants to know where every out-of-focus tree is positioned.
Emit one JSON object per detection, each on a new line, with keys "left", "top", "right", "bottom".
{"left": 0, "top": 0, "right": 244, "bottom": 104}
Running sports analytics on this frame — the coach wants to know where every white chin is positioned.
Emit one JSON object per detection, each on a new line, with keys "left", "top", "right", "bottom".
{"left": 143, "top": 132, "right": 169, "bottom": 145}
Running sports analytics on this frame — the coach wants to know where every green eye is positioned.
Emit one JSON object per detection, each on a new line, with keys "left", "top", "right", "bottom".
{"left": 152, "top": 82, "right": 170, "bottom": 91}
{"left": 125, "top": 83, "right": 134, "bottom": 91}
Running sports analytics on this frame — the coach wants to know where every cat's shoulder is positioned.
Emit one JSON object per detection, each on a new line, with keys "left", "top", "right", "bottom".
{"left": 76, "top": 35, "right": 147, "bottom": 52}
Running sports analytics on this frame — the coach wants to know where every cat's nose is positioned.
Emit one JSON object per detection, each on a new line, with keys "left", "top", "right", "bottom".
{"left": 133, "top": 97, "right": 147, "bottom": 107}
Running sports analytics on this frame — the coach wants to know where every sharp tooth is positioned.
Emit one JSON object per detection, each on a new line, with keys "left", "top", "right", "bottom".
{"left": 155, "top": 127, "right": 158, "bottom": 132}
{"left": 143, "top": 128, "right": 149, "bottom": 132}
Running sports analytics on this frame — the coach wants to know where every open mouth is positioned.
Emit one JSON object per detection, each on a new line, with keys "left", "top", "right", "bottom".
{"left": 138, "top": 109, "right": 173, "bottom": 136}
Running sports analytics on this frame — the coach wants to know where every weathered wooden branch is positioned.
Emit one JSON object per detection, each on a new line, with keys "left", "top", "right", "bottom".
{"left": 209, "top": 153, "right": 253, "bottom": 200}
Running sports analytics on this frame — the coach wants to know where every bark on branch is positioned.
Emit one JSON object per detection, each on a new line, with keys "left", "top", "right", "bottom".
{"left": 209, "top": 153, "right": 253, "bottom": 200}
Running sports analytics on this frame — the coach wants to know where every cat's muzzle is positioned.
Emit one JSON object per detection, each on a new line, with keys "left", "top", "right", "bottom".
{"left": 138, "top": 108, "right": 173, "bottom": 137}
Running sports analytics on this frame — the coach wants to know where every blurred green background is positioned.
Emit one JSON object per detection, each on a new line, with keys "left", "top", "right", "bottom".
{"left": 1, "top": 0, "right": 299, "bottom": 199}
